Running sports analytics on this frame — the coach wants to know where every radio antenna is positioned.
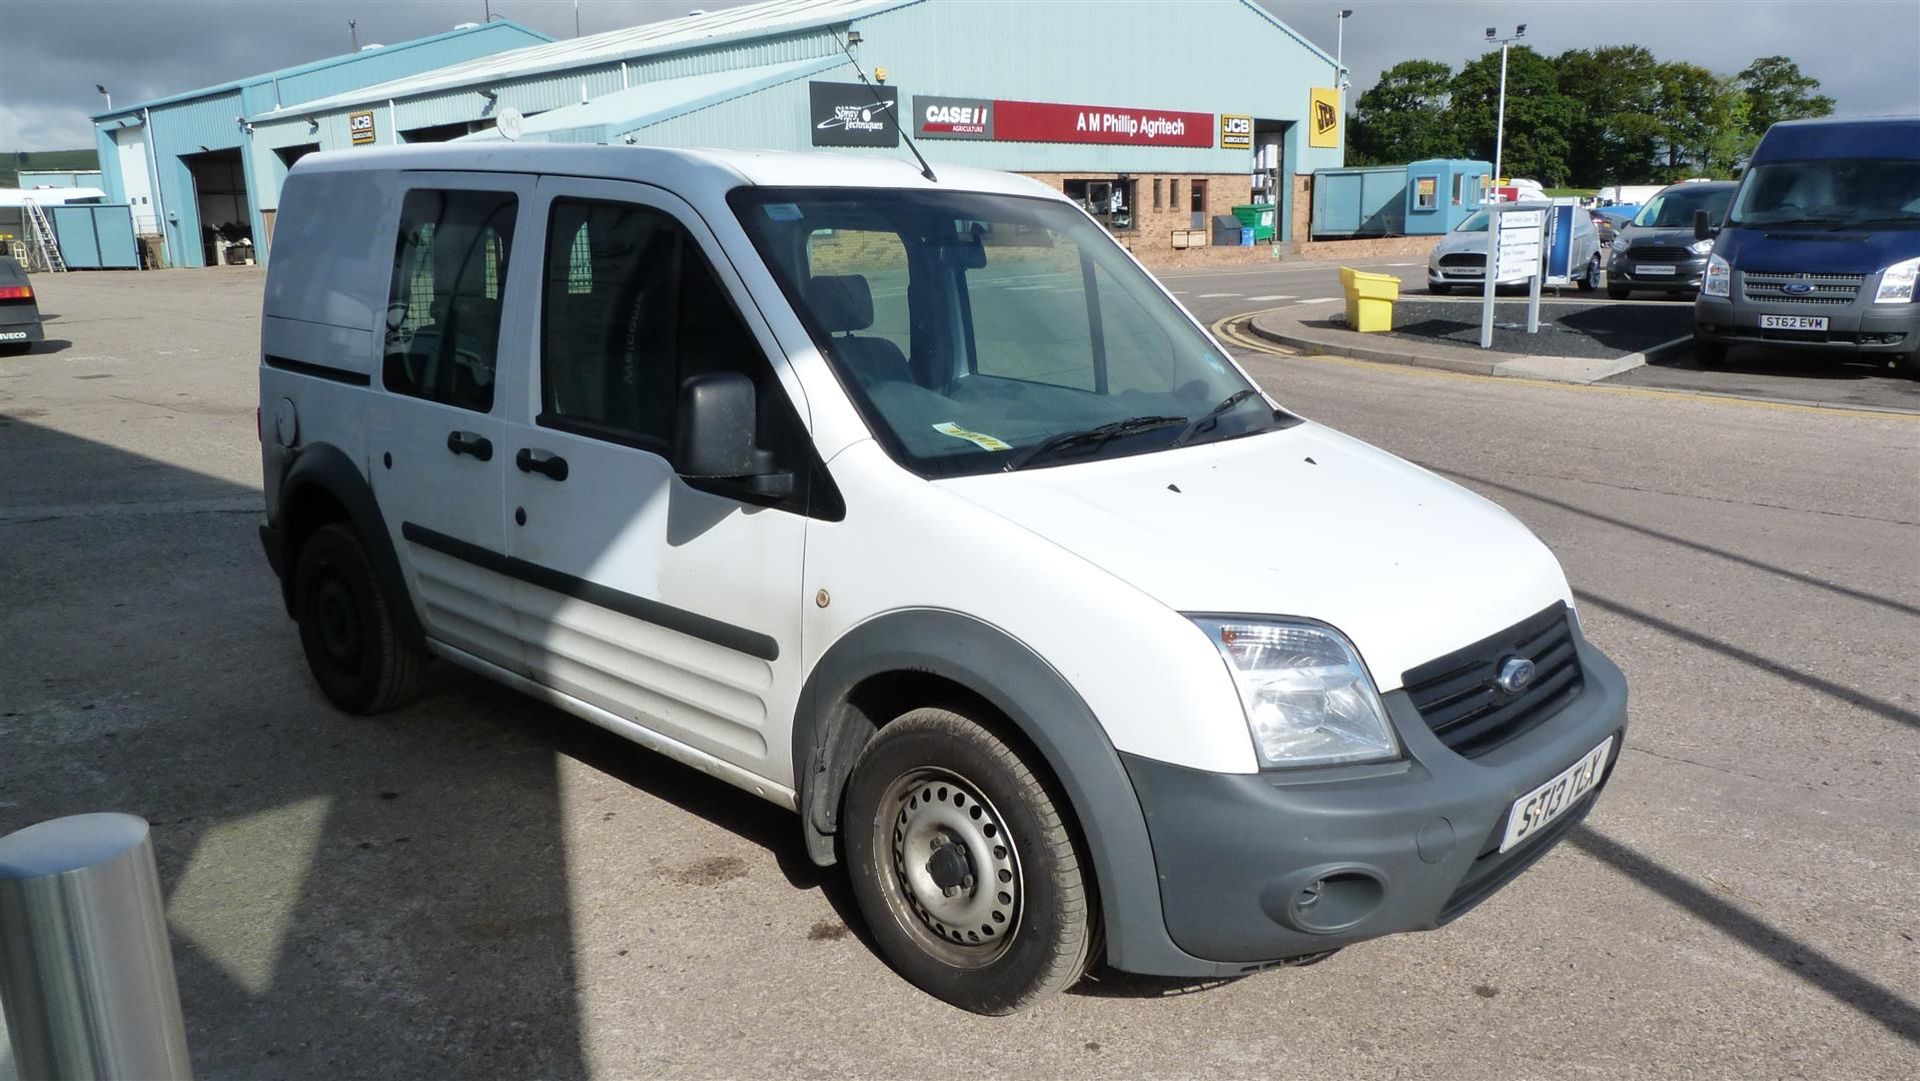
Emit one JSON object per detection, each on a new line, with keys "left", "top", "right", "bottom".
{"left": 832, "top": 26, "right": 936, "bottom": 183}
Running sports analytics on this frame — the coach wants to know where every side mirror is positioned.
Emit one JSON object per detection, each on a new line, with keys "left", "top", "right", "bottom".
{"left": 1693, "top": 209, "right": 1713, "bottom": 241}
{"left": 675, "top": 371, "right": 794, "bottom": 497}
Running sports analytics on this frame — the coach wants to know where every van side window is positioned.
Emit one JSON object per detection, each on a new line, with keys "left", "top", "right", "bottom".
{"left": 539, "top": 198, "right": 789, "bottom": 465}
{"left": 382, "top": 189, "right": 516, "bottom": 412}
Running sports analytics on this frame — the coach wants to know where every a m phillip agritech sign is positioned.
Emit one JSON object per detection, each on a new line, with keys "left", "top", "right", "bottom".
{"left": 915, "top": 95, "right": 1214, "bottom": 147}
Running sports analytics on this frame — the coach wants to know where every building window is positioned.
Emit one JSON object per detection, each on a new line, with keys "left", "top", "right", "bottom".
{"left": 1189, "top": 179, "right": 1208, "bottom": 215}
{"left": 1170, "top": 179, "right": 1182, "bottom": 211}
{"left": 1062, "top": 178, "right": 1137, "bottom": 232}
{"left": 1414, "top": 175, "right": 1439, "bottom": 210}
{"left": 1153, "top": 178, "right": 1163, "bottom": 211}
{"left": 1451, "top": 174, "right": 1466, "bottom": 206}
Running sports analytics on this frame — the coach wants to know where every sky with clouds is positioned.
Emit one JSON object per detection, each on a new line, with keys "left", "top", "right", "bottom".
{"left": 2, "top": 0, "right": 1915, "bottom": 153}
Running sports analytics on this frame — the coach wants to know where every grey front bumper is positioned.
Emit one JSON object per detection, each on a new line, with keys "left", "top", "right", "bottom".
{"left": 1121, "top": 637, "right": 1627, "bottom": 966}
{"left": 1696, "top": 294, "right": 1920, "bottom": 355}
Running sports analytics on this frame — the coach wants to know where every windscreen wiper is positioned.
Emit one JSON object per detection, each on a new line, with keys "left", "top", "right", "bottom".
{"left": 1172, "top": 389, "right": 1264, "bottom": 448}
{"left": 1003, "top": 415, "right": 1185, "bottom": 472}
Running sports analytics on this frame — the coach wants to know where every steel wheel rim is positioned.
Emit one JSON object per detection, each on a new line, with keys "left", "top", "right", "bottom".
{"left": 875, "top": 766, "right": 1022, "bottom": 968}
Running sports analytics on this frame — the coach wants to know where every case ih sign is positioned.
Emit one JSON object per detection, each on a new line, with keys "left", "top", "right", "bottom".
{"left": 913, "top": 95, "right": 1213, "bottom": 147}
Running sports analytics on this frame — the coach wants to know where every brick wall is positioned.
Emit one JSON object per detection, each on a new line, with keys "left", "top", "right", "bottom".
{"left": 1293, "top": 234, "right": 1441, "bottom": 260}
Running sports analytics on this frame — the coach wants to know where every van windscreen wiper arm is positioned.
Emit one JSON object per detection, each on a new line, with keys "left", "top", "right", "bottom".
{"left": 1172, "top": 389, "right": 1264, "bottom": 448}
{"left": 1003, "top": 416, "right": 1185, "bottom": 471}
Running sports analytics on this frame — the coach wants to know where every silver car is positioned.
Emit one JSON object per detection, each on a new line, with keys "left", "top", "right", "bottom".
{"left": 1427, "top": 206, "right": 1603, "bottom": 294}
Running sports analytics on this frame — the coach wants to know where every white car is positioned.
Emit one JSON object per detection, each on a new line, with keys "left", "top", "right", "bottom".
{"left": 258, "top": 144, "right": 1627, "bottom": 1014}
{"left": 1428, "top": 205, "right": 1604, "bottom": 294}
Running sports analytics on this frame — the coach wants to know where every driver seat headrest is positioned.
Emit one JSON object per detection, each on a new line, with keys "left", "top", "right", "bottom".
{"left": 805, "top": 274, "right": 874, "bottom": 334}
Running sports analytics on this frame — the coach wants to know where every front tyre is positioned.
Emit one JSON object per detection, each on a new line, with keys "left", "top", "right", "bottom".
{"left": 843, "top": 707, "right": 1096, "bottom": 1015}
{"left": 1577, "top": 254, "right": 1601, "bottom": 292}
{"left": 1428, "top": 283, "right": 1452, "bottom": 296}
{"left": 293, "top": 522, "right": 429, "bottom": 713}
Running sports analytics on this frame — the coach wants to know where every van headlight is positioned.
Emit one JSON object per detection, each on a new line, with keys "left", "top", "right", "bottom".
{"left": 1191, "top": 618, "right": 1400, "bottom": 768}
{"left": 1690, "top": 238, "right": 1715, "bottom": 255}
{"left": 1874, "top": 256, "right": 1920, "bottom": 304}
{"left": 1703, "top": 253, "right": 1731, "bottom": 297}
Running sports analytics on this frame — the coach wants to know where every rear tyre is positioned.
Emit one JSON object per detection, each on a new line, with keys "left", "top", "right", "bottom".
{"left": 1577, "top": 255, "right": 1601, "bottom": 292}
{"left": 1693, "top": 336, "right": 1728, "bottom": 367}
{"left": 293, "top": 522, "right": 429, "bottom": 714}
{"left": 0, "top": 342, "right": 30, "bottom": 356}
{"left": 1607, "top": 284, "right": 1630, "bottom": 300}
{"left": 843, "top": 707, "right": 1096, "bottom": 1015}
{"left": 1429, "top": 283, "right": 1452, "bottom": 296}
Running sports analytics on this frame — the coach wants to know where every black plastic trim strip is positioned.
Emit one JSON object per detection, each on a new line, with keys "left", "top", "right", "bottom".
{"left": 399, "top": 521, "right": 779, "bottom": 662}
{"left": 263, "top": 354, "right": 371, "bottom": 386}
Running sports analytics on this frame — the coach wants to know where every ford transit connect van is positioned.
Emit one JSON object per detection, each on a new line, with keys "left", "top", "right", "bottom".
{"left": 258, "top": 145, "right": 1627, "bottom": 1014}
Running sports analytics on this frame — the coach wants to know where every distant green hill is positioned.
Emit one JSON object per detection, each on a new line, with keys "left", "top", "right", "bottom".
{"left": 2, "top": 149, "right": 101, "bottom": 188}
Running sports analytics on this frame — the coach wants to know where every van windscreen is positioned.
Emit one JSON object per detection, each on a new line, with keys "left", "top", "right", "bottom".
{"left": 730, "top": 187, "right": 1281, "bottom": 478}
{"left": 1728, "top": 159, "right": 1920, "bottom": 229}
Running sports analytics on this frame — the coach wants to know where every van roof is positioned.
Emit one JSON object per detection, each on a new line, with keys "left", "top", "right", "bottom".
{"left": 287, "top": 143, "right": 1060, "bottom": 200}
{"left": 1753, "top": 116, "right": 1920, "bottom": 162}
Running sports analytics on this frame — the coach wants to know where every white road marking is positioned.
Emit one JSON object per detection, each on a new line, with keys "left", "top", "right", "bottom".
{"left": 1295, "top": 296, "right": 1341, "bottom": 304}
{"left": 1246, "top": 294, "right": 1295, "bottom": 302}
{"left": 1196, "top": 292, "right": 1242, "bottom": 298}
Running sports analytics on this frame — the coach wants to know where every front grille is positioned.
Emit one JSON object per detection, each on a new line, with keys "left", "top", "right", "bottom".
{"left": 1742, "top": 271, "right": 1862, "bottom": 305}
{"left": 1627, "top": 244, "right": 1692, "bottom": 262}
{"left": 1439, "top": 252, "right": 1486, "bottom": 268}
{"left": 1403, "top": 602, "right": 1583, "bottom": 758}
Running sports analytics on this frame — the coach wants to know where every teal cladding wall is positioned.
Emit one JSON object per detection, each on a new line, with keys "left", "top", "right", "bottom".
{"left": 91, "top": 21, "right": 546, "bottom": 266}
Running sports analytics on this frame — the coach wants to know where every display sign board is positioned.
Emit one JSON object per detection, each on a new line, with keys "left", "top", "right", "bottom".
{"left": 809, "top": 82, "right": 899, "bottom": 147}
{"left": 993, "top": 99, "right": 1213, "bottom": 146}
{"left": 348, "top": 110, "right": 376, "bottom": 146}
{"left": 1220, "top": 114, "right": 1253, "bottom": 150}
{"left": 1543, "top": 200, "right": 1577, "bottom": 286}
{"left": 1308, "top": 87, "right": 1340, "bottom": 148}
{"left": 913, "top": 96, "right": 994, "bottom": 140}
{"left": 1494, "top": 209, "right": 1544, "bottom": 280}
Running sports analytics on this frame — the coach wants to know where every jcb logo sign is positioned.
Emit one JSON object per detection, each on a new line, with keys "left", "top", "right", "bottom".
{"left": 1308, "top": 87, "right": 1340, "bottom": 148}
{"left": 1220, "top": 114, "right": 1253, "bottom": 150}
{"left": 348, "top": 110, "right": 376, "bottom": 146}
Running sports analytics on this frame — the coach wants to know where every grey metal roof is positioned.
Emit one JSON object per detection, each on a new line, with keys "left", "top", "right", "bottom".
{"left": 282, "top": 0, "right": 913, "bottom": 116}
{"left": 460, "top": 56, "right": 846, "bottom": 144}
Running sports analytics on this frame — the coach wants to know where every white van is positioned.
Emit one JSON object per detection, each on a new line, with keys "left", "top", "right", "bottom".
{"left": 258, "top": 144, "right": 1626, "bottom": 1014}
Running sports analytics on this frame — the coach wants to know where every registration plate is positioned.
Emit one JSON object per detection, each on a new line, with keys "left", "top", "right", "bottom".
{"left": 1499, "top": 737, "right": 1613, "bottom": 853}
{"left": 1761, "top": 314, "right": 1828, "bottom": 331}
{"left": 1636, "top": 264, "right": 1676, "bottom": 276}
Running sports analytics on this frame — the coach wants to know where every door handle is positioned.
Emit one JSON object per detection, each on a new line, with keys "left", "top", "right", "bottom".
{"left": 446, "top": 430, "right": 493, "bottom": 461}
{"left": 515, "top": 447, "right": 569, "bottom": 481}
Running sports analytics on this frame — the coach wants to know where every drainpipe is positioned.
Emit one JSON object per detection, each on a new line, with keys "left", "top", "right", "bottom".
{"left": 389, "top": 99, "right": 398, "bottom": 143}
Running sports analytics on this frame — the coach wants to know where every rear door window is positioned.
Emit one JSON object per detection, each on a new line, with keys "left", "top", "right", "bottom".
{"left": 382, "top": 188, "right": 517, "bottom": 412}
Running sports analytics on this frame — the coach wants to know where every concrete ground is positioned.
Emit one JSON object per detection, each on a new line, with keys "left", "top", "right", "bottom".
{"left": 1165, "top": 259, "right": 1920, "bottom": 412}
{"left": 3, "top": 267, "right": 1918, "bottom": 1079}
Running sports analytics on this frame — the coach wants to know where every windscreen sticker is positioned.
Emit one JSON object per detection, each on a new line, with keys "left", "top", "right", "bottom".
{"left": 1204, "top": 354, "right": 1229, "bottom": 373}
{"left": 932, "top": 421, "right": 1011, "bottom": 452}
{"left": 763, "top": 203, "right": 805, "bottom": 222}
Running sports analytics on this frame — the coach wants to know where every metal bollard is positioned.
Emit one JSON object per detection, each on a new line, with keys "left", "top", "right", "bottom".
{"left": 0, "top": 814, "right": 191, "bottom": 1080}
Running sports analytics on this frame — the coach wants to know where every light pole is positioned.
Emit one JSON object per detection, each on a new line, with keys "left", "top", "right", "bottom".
{"left": 1484, "top": 24, "right": 1526, "bottom": 189}
{"left": 1335, "top": 8, "right": 1353, "bottom": 100}
{"left": 95, "top": 83, "right": 111, "bottom": 111}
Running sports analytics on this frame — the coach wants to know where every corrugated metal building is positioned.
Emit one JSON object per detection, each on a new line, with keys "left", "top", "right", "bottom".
{"left": 247, "top": 0, "right": 1346, "bottom": 260}
{"left": 89, "top": 19, "right": 550, "bottom": 268}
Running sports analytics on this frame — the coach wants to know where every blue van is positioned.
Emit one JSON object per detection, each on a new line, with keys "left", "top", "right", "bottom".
{"left": 1692, "top": 116, "right": 1920, "bottom": 377}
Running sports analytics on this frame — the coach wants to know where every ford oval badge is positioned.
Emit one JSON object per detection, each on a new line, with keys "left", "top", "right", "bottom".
{"left": 1781, "top": 281, "right": 1814, "bottom": 295}
{"left": 1496, "top": 656, "right": 1537, "bottom": 694}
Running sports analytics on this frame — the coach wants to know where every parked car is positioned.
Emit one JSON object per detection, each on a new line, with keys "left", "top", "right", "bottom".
{"left": 1588, "top": 209, "right": 1616, "bottom": 247}
{"left": 260, "top": 144, "right": 1627, "bottom": 1014}
{"left": 0, "top": 255, "right": 44, "bottom": 355}
{"left": 1694, "top": 116, "right": 1920, "bottom": 376}
{"left": 1428, "top": 204, "right": 1603, "bottom": 294}
{"left": 1607, "top": 181, "right": 1738, "bottom": 299}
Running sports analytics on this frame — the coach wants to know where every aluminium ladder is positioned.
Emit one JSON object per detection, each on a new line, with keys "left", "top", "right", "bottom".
{"left": 21, "top": 199, "right": 66, "bottom": 273}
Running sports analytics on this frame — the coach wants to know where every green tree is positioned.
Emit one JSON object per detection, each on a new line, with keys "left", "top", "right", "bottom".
{"left": 1655, "top": 62, "right": 1749, "bottom": 177}
{"left": 1450, "top": 45, "right": 1577, "bottom": 185}
{"left": 1348, "top": 59, "right": 1460, "bottom": 165}
{"left": 1554, "top": 46, "right": 1663, "bottom": 184}
{"left": 1737, "top": 56, "right": 1835, "bottom": 138}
